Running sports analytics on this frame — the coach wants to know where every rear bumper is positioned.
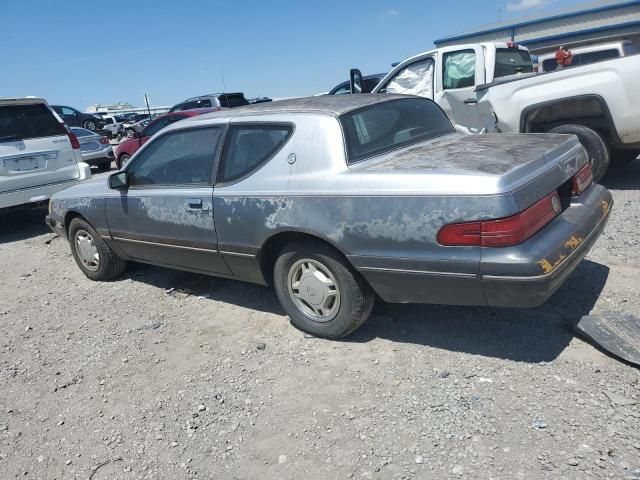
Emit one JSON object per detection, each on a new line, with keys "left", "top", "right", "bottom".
{"left": 355, "top": 184, "right": 612, "bottom": 308}
{"left": 82, "top": 147, "right": 114, "bottom": 165}
{"left": 0, "top": 163, "right": 92, "bottom": 209}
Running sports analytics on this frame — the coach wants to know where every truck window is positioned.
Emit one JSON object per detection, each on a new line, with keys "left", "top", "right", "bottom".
{"left": 442, "top": 50, "right": 475, "bottom": 90}
{"left": 382, "top": 58, "right": 434, "bottom": 98}
{"left": 494, "top": 49, "right": 533, "bottom": 78}
{"left": 574, "top": 49, "right": 619, "bottom": 65}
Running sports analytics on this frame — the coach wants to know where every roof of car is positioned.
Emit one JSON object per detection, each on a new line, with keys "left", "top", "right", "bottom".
{"left": 192, "top": 94, "right": 416, "bottom": 121}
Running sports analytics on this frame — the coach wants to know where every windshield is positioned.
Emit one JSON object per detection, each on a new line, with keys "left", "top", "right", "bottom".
{"left": 494, "top": 48, "right": 533, "bottom": 78}
{"left": 340, "top": 98, "right": 454, "bottom": 164}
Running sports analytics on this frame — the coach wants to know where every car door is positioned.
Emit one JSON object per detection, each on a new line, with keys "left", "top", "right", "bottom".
{"left": 434, "top": 46, "right": 490, "bottom": 134}
{"left": 105, "top": 125, "right": 231, "bottom": 274}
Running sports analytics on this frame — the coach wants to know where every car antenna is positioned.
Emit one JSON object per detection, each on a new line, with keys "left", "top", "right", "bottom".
{"left": 220, "top": 68, "right": 229, "bottom": 107}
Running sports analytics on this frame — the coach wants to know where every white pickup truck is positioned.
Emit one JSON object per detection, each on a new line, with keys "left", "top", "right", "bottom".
{"left": 351, "top": 42, "right": 640, "bottom": 181}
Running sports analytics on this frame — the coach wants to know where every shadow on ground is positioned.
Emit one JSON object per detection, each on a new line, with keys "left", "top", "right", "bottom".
{"left": 0, "top": 206, "right": 51, "bottom": 244}
{"left": 124, "top": 258, "right": 609, "bottom": 364}
{"left": 602, "top": 158, "right": 640, "bottom": 191}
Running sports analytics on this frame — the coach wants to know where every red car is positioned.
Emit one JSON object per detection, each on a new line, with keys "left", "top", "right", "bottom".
{"left": 115, "top": 108, "right": 215, "bottom": 168}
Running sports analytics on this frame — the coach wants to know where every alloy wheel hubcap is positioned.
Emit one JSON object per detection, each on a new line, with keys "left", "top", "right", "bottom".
{"left": 86, "top": 121, "right": 96, "bottom": 131}
{"left": 76, "top": 230, "right": 100, "bottom": 271}
{"left": 121, "top": 155, "right": 130, "bottom": 166}
{"left": 287, "top": 259, "right": 340, "bottom": 322}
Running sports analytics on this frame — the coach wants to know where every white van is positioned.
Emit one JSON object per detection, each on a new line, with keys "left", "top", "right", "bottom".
{"left": 0, "top": 97, "right": 91, "bottom": 209}
{"left": 538, "top": 40, "right": 638, "bottom": 72}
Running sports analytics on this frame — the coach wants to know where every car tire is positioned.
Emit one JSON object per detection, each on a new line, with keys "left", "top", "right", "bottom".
{"left": 83, "top": 120, "right": 97, "bottom": 131}
{"left": 273, "top": 240, "right": 375, "bottom": 339}
{"left": 611, "top": 149, "right": 639, "bottom": 167}
{"left": 117, "top": 154, "right": 130, "bottom": 169}
{"left": 549, "top": 124, "right": 610, "bottom": 183}
{"left": 68, "top": 217, "right": 126, "bottom": 281}
{"left": 125, "top": 128, "right": 135, "bottom": 138}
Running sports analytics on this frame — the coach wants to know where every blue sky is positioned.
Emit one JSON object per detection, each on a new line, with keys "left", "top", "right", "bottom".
{"left": 1, "top": 0, "right": 585, "bottom": 110}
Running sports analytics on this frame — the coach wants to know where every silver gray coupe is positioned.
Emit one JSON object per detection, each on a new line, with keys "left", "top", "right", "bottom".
{"left": 46, "top": 95, "right": 612, "bottom": 338}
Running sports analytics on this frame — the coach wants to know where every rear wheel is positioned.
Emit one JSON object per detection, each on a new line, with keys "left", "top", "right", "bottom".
{"left": 549, "top": 124, "right": 609, "bottom": 182}
{"left": 273, "top": 241, "right": 375, "bottom": 339}
{"left": 83, "top": 120, "right": 97, "bottom": 131}
{"left": 117, "top": 154, "right": 130, "bottom": 169}
{"left": 611, "top": 149, "right": 639, "bottom": 167}
{"left": 68, "top": 218, "right": 126, "bottom": 281}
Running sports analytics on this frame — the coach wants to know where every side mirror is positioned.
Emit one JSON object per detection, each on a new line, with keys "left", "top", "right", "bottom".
{"left": 350, "top": 69, "right": 367, "bottom": 94}
{"left": 109, "top": 171, "right": 129, "bottom": 189}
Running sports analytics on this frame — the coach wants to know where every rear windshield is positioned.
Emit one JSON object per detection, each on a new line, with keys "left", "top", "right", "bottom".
{"left": 0, "top": 103, "right": 66, "bottom": 143}
{"left": 71, "top": 127, "right": 95, "bottom": 137}
{"left": 340, "top": 98, "right": 455, "bottom": 164}
{"left": 219, "top": 94, "right": 249, "bottom": 108}
{"left": 494, "top": 48, "right": 533, "bottom": 78}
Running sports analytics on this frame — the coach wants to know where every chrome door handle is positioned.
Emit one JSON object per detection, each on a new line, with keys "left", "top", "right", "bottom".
{"left": 187, "top": 198, "right": 202, "bottom": 209}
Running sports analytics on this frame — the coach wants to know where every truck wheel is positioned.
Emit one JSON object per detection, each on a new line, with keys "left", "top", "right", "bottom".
{"left": 68, "top": 218, "right": 126, "bottom": 281}
{"left": 549, "top": 124, "right": 609, "bottom": 183}
{"left": 273, "top": 240, "right": 375, "bottom": 339}
{"left": 611, "top": 149, "right": 639, "bottom": 167}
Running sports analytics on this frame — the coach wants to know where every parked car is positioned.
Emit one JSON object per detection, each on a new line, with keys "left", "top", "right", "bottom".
{"left": 538, "top": 40, "right": 638, "bottom": 72}
{"left": 95, "top": 114, "right": 123, "bottom": 139}
{"left": 51, "top": 105, "right": 105, "bottom": 132}
{"left": 70, "top": 127, "right": 113, "bottom": 171}
{"left": 351, "top": 41, "right": 640, "bottom": 180}
{"left": 115, "top": 108, "right": 214, "bottom": 168}
{"left": 168, "top": 93, "right": 248, "bottom": 112}
{"left": 122, "top": 118, "right": 151, "bottom": 139}
{"left": 46, "top": 95, "right": 612, "bottom": 339}
{"left": 1, "top": 97, "right": 91, "bottom": 210}
{"left": 329, "top": 73, "right": 386, "bottom": 95}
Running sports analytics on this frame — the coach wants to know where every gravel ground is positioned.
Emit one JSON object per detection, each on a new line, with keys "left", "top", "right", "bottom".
{"left": 1, "top": 162, "right": 640, "bottom": 480}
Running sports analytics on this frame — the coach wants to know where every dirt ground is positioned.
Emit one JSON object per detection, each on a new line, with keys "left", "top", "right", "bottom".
{"left": 1, "top": 162, "right": 639, "bottom": 480}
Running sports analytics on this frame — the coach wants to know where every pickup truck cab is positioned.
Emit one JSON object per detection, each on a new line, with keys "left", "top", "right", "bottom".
{"left": 352, "top": 41, "right": 640, "bottom": 181}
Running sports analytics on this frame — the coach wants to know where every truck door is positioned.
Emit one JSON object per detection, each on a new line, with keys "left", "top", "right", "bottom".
{"left": 435, "top": 46, "right": 492, "bottom": 134}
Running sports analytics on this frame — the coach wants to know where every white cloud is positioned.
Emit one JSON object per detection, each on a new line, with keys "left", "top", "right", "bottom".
{"left": 505, "top": 0, "right": 552, "bottom": 12}
{"left": 386, "top": 8, "right": 399, "bottom": 16}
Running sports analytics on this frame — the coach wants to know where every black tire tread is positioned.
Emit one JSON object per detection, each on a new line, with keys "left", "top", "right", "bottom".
{"left": 68, "top": 218, "right": 126, "bottom": 281}
{"left": 549, "top": 124, "right": 609, "bottom": 182}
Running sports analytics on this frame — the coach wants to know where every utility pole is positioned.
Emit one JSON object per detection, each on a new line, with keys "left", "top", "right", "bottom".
{"left": 144, "top": 93, "right": 152, "bottom": 117}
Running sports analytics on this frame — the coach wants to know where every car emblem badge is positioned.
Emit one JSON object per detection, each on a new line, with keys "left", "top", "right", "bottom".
{"left": 551, "top": 195, "right": 561, "bottom": 214}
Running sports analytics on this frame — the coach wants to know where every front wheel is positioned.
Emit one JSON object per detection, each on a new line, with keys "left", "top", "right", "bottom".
{"left": 273, "top": 241, "right": 375, "bottom": 339}
{"left": 68, "top": 218, "right": 126, "bottom": 281}
{"left": 83, "top": 120, "right": 97, "bottom": 131}
{"left": 549, "top": 124, "right": 609, "bottom": 182}
{"left": 117, "top": 153, "right": 130, "bottom": 169}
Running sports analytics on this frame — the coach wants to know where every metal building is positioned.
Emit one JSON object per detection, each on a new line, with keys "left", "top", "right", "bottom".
{"left": 434, "top": 0, "right": 640, "bottom": 55}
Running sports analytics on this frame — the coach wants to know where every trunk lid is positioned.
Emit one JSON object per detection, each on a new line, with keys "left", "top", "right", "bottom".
{"left": 0, "top": 98, "right": 81, "bottom": 194}
{"left": 362, "top": 133, "right": 586, "bottom": 210}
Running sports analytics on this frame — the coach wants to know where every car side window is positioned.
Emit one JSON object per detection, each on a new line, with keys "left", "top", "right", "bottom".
{"left": 442, "top": 50, "right": 476, "bottom": 90}
{"left": 332, "top": 83, "right": 351, "bottom": 95}
{"left": 127, "top": 127, "right": 222, "bottom": 187}
{"left": 381, "top": 58, "right": 434, "bottom": 98}
{"left": 61, "top": 107, "right": 76, "bottom": 116}
{"left": 218, "top": 124, "right": 292, "bottom": 184}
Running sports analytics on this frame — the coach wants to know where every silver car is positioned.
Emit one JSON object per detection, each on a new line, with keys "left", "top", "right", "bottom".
{"left": 46, "top": 95, "right": 612, "bottom": 338}
{"left": 70, "top": 127, "right": 113, "bottom": 171}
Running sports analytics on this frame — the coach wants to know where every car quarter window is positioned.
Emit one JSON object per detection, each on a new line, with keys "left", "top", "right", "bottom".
{"left": 381, "top": 58, "right": 434, "bottom": 98}
{"left": 128, "top": 127, "right": 222, "bottom": 187}
{"left": 442, "top": 49, "right": 476, "bottom": 90}
{"left": 218, "top": 124, "right": 292, "bottom": 183}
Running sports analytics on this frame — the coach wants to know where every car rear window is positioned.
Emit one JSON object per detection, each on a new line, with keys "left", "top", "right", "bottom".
{"left": 494, "top": 48, "right": 533, "bottom": 78}
{"left": 0, "top": 103, "right": 66, "bottom": 142}
{"left": 218, "top": 94, "right": 249, "bottom": 108}
{"left": 340, "top": 98, "right": 455, "bottom": 164}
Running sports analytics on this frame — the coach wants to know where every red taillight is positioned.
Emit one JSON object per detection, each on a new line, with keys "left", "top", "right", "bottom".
{"left": 437, "top": 191, "right": 561, "bottom": 247}
{"left": 572, "top": 162, "right": 593, "bottom": 195}
{"left": 99, "top": 136, "right": 109, "bottom": 145}
{"left": 67, "top": 130, "right": 80, "bottom": 150}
